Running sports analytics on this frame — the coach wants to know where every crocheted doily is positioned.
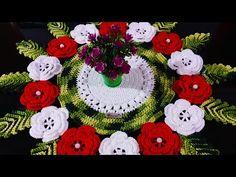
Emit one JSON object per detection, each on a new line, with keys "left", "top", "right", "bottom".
{"left": 77, "top": 55, "right": 155, "bottom": 115}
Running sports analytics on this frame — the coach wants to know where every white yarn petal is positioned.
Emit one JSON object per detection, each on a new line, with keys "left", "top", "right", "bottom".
{"left": 57, "top": 119, "right": 69, "bottom": 136}
{"left": 127, "top": 22, "right": 156, "bottom": 43}
{"left": 164, "top": 118, "right": 177, "bottom": 132}
{"left": 110, "top": 131, "right": 128, "bottom": 140}
{"left": 99, "top": 138, "right": 112, "bottom": 155}
{"left": 70, "top": 24, "right": 99, "bottom": 44}
{"left": 176, "top": 123, "right": 196, "bottom": 136}
{"left": 167, "top": 49, "right": 204, "bottom": 75}
{"left": 29, "top": 106, "right": 69, "bottom": 142}
{"left": 42, "top": 130, "right": 60, "bottom": 142}
{"left": 58, "top": 108, "right": 69, "bottom": 119}
{"left": 195, "top": 119, "right": 205, "bottom": 132}
{"left": 164, "top": 99, "right": 205, "bottom": 136}
{"left": 27, "top": 55, "right": 63, "bottom": 81}
{"left": 99, "top": 131, "right": 140, "bottom": 155}
{"left": 182, "top": 49, "right": 195, "bottom": 56}
{"left": 29, "top": 129, "right": 43, "bottom": 139}
{"left": 175, "top": 99, "right": 191, "bottom": 110}
{"left": 41, "top": 106, "right": 57, "bottom": 115}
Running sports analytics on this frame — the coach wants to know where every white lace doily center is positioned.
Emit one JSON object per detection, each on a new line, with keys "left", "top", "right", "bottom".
{"left": 77, "top": 55, "right": 155, "bottom": 115}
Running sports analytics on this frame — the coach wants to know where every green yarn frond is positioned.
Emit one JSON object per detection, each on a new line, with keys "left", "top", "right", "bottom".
{"left": 153, "top": 22, "right": 177, "bottom": 32}
{"left": 47, "top": 22, "right": 70, "bottom": 38}
{"left": 16, "top": 40, "right": 46, "bottom": 60}
{"left": 137, "top": 47, "right": 168, "bottom": 67}
{"left": 202, "top": 63, "right": 236, "bottom": 85}
{"left": 31, "top": 140, "right": 57, "bottom": 155}
{"left": 183, "top": 33, "right": 210, "bottom": 51}
{"left": 0, "top": 110, "right": 35, "bottom": 138}
{"left": 0, "top": 72, "right": 31, "bottom": 92}
{"left": 200, "top": 97, "right": 236, "bottom": 126}
{"left": 181, "top": 136, "right": 220, "bottom": 155}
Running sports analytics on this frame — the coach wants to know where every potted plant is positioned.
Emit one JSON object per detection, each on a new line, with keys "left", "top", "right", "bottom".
{"left": 78, "top": 24, "right": 137, "bottom": 87}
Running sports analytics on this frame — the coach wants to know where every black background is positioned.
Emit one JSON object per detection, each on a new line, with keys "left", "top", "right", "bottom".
{"left": 0, "top": 22, "right": 235, "bottom": 155}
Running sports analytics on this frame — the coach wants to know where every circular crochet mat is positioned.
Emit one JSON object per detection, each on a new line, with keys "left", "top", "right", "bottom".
{"left": 77, "top": 55, "right": 155, "bottom": 115}
{"left": 57, "top": 51, "right": 175, "bottom": 135}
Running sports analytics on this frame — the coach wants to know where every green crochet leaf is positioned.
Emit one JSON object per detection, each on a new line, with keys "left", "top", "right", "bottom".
{"left": 181, "top": 136, "right": 220, "bottom": 155}
{"left": 202, "top": 63, "right": 236, "bottom": 85}
{"left": 0, "top": 72, "right": 31, "bottom": 92}
{"left": 183, "top": 33, "right": 210, "bottom": 51}
{"left": 47, "top": 22, "right": 70, "bottom": 38}
{"left": 31, "top": 140, "right": 57, "bottom": 155}
{"left": 200, "top": 97, "right": 236, "bottom": 126}
{"left": 153, "top": 22, "right": 177, "bottom": 32}
{"left": 16, "top": 40, "right": 47, "bottom": 60}
{"left": 0, "top": 110, "right": 35, "bottom": 138}
{"left": 137, "top": 47, "right": 168, "bottom": 67}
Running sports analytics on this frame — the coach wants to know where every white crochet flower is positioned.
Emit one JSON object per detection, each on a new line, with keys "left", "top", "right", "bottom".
{"left": 167, "top": 49, "right": 203, "bottom": 75}
{"left": 29, "top": 106, "right": 69, "bottom": 142}
{"left": 99, "top": 131, "right": 140, "bottom": 155}
{"left": 27, "top": 55, "right": 63, "bottom": 81}
{"left": 70, "top": 24, "right": 99, "bottom": 44}
{"left": 127, "top": 22, "right": 156, "bottom": 43}
{"left": 164, "top": 99, "right": 205, "bottom": 136}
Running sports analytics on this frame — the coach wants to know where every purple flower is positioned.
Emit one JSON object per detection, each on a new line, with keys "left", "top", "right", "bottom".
{"left": 121, "top": 62, "right": 131, "bottom": 74}
{"left": 111, "top": 24, "right": 120, "bottom": 33}
{"left": 125, "top": 34, "right": 133, "bottom": 42}
{"left": 114, "top": 40, "right": 123, "bottom": 48}
{"left": 91, "top": 47, "right": 101, "bottom": 58}
{"left": 102, "top": 34, "right": 109, "bottom": 41}
{"left": 131, "top": 46, "right": 138, "bottom": 55}
{"left": 79, "top": 45, "right": 88, "bottom": 59}
{"left": 79, "top": 52, "right": 85, "bottom": 59}
{"left": 109, "top": 70, "right": 119, "bottom": 80}
{"left": 88, "top": 33, "right": 97, "bottom": 42}
{"left": 113, "top": 56, "right": 124, "bottom": 67}
{"left": 95, "top": 62, "right": 107, "bottom": 73}
{"left": 85, "top": 56, "right": 93, "bottom": 66}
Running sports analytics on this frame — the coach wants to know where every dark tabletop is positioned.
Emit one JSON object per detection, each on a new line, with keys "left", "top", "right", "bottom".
{"left": 0, "top": 22, "right": 235, "bottom": 155}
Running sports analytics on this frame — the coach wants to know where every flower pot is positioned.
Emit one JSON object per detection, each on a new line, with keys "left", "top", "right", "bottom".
{"left": 101, "top": 74, "right": 122, "bottom": 88}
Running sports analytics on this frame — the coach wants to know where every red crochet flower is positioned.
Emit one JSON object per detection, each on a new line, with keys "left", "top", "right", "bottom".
{"left": 57, "top": 126, "right": 100, "bottom": 155}
{"left": 173, "top": 75, "right": 212, "bottom": 104}
{"left": 152, "top": 32, "right": 182, "bottom": 55}
{"left": 20, "top": 81, "right": 59, "bottom": 111}
{"left": 47, "top": 36, "right": 78, "bottom": 59}
{"left": 137, "top": 122, "right": 182, "bottom": 155}
{"left": 99, "top": 22, "right": 127, "bottom": 37}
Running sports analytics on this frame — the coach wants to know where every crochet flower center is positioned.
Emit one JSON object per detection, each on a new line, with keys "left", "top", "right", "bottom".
{"left": 74, "top": 143, "right": 81, "bottom": 149}
{"left": 136, "top": 29, "right": 146, "bottom": 35}
{"left": 59, "top": 44, "right": 65, "bottom": 48}
{"left": 192, "top": 84, "right": 199, "bottom": 89}
{"left": 35, "top": 91, "right": 42, "bottom": 96}
{"left": 178, "top": 110, "right": 191, "bottom": 122}
{"left": 39, "top": 63, "right": 50, "bottom": 72}
{"left": 72, "top": 140, "right": 85, "bottom": 151}
{"left": 113, "top": 147, "right": 126, "bottom": 155}
{"left": 166, "top": 38, "right": 171, "bottom": 43}
{"left": 152, "top": 137, "right": 167, "bottom": 147}
{"left": 81, "top": 31, "right": 90, "bottom": 37}
{"left": 156, "top": 137, "right": 163, "bottom": 143}
{"left": 181, "top": 58, "right": 192, "bottom": 66}
{"left": 43, "top": 117, "right": 54, "bottom": 130}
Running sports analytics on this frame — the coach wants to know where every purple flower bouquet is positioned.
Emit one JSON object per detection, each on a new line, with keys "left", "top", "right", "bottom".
{"left": 78, "top": 24, "right": 137, "bottom": 87}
